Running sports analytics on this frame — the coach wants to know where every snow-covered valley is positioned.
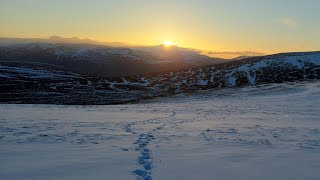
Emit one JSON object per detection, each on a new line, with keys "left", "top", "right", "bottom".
{"left": 1, "top": 81, "right": 320, "bottom": 180}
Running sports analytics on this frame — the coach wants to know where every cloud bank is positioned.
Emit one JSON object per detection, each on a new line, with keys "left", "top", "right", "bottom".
{"left": 276, "top": 18, "right": 297, "bottom": 27}
{"left": 205, "top": 51, "right": 265, "bottom": 59}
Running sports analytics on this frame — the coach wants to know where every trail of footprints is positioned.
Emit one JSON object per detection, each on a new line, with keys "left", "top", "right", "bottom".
{"left": 124, "top": 111, "right": 176, "bottom": 180}
{"left": 132, "top": 133, "right": 155, "bottom": 180}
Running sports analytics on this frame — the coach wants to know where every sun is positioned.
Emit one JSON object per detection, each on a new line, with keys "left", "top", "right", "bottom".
{"left": 161, "top": 40, "right": 174, "bottom": 47}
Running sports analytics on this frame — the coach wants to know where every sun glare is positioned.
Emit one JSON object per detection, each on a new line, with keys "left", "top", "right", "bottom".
{"left": 161, "top": 40, "right": 174, "bottom": 47}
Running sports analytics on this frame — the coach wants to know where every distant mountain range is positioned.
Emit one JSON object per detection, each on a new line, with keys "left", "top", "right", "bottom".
{"left": 0, "top": 42, "right": 225, "bottom": 77}
{"left": 0, "top": 36, "right": 265, "bottom": 59}
{"left": 1, "top": 49, "right": 319, "bottom": 105}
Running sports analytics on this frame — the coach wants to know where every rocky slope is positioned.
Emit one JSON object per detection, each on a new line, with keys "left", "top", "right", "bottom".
{"left": 0, "top": 51, "right": 319, "bottom": 105}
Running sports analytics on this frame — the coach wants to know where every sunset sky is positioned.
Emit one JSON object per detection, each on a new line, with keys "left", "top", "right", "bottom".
{"left": 1, "top": 0, "right": 319, "bottom": 57}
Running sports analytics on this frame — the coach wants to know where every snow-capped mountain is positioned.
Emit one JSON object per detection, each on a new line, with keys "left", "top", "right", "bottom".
{"left": 28, "top": 43, "right": 153, "bottom": 61}
{"left": 0, "top": 51, "right": 319, "bottom": 104}
{"left": 134, "top": 45, "right": 225, "bottom": 65}
{"left": 0, "top": 43, "right": 156, "bottom": 64}
{"left": 0, "top": 43, "right": 224, "bottom": 77}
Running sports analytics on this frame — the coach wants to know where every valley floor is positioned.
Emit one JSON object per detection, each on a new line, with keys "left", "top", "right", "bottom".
{"left": 1, "top": 81, "right": 320, "bottom": 180}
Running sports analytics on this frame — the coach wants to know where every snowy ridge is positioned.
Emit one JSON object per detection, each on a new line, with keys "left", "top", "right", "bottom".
{"left": 134, "top": 45, "right": 224, "bottom": 65}
{"left": 1, "top": 43, "right": 223, "bottom": 65}
{"left": 0, "top": 43, "right": 225, "bottom": 77}
{"left": 7, "top": 43, "right": 152, "bottom": 63}
{"left": 0, "top": 51, "right": 319, "bottom": 104}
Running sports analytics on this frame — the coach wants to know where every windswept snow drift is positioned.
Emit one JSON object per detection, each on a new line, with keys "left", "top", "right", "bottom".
{"left": 0, "top": 81, "right": 320, "bottom": 180}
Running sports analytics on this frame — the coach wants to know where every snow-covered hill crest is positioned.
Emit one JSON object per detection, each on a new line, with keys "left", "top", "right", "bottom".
{"left": 0, "top": 51, "right": 319, "bottom": 104}
{"left": 0, "top": 43, "right": 224, "bottom": 77}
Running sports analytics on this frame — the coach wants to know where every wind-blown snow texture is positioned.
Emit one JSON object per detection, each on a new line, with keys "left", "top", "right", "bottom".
{"left": 1, "top": 81, "right": 320, "bottom": 180}
{"left": 1, "top": 51, "right": 319, "bottom": 105}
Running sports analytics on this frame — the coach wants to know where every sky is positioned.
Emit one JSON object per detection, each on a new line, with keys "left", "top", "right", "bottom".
{"left": 1, "top": 0, "right": 319, "bottom": 58}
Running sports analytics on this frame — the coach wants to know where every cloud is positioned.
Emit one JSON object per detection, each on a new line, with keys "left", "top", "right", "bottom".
{"left": 0, "top": 36, "right": 131, "bottom": 47}
{"left": 48, "top": 36, "right": 129, "bottom": 46}
{"left": 276, "top": 18, "right": 297, "bottom": 27}
{"left": 205, "top": 51, "right": 265, "bottom": 59}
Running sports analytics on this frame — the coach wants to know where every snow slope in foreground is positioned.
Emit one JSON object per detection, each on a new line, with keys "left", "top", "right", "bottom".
{"left": 0, "top": 81, "right": 320, "bottom": 180}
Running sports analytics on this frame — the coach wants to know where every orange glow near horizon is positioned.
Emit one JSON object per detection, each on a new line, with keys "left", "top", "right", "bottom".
{"left": 0, "top": 1, "right": 319, "bottom": 59}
